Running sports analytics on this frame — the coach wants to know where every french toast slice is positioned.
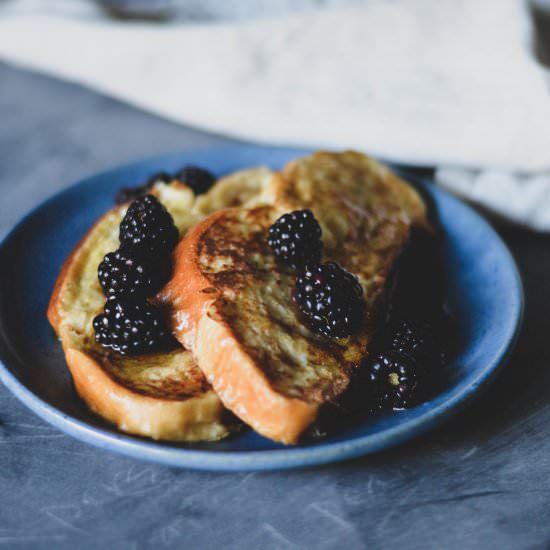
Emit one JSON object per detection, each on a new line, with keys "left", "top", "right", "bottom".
{"left": 48, "top": 168, "right": 274, "bottom": 442}
{"left": 160, "top": 152, "right": 429, "bottom": 444}
{"left": 272, "top": 151, "right": 430, "bottom": 297}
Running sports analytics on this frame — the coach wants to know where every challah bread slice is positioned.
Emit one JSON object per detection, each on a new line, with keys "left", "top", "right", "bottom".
{"left": 48, "top": 181, "right": 230, "bottom": 441}
{"left": 271, "top": 151, "right": 430, "bottom": 288}
{"left": 48, "top": 167, "right": 275, "bottom": 442}
{"left": 160, "top": 152, "right": 429, "bottom": 444}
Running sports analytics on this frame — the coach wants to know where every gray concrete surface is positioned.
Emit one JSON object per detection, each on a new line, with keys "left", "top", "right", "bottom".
{"left": 0, "top": 61, "right": 549, "bottom": 550}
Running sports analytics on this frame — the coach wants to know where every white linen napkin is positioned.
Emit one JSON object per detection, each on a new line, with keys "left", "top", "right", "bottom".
{"left": 1, "top": 0, "right": 550, "bottom": 229}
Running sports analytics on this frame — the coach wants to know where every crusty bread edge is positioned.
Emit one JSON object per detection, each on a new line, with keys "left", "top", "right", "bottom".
{"left": 47, "top": 202, "right": 230, "bottom": 443}
{"left": 196, "top": 314, "right": 318, "bottom": 444}
{"left": 47, "top": 211, "right": 108, "bottom": 332}
{"left": 65, "top": 347, "right": 228, "bottom": 442}
{"left": 161, "top": 210, "right": 318, "bottom": 444}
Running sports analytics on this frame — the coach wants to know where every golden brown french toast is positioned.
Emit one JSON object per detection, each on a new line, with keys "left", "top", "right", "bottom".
{"left": 160, "top": 152, "right": 428, "bottom": 444}
{"left": 274, "top": 151, "right": 430, "bottom": 297}
{"left": 48, "top": 168, "right": 274, "bottom": 442}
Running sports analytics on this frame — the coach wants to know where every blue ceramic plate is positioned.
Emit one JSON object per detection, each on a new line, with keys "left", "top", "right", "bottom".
{"left": 0, "top": 145, "right": 523, "bottom": 471}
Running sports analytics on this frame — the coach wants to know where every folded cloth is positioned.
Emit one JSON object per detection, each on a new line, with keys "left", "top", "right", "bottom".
{"left": 436, "top": 167, "right": 550, "bottom": 232}
{"left": 1, "top": 0, "right": 550, "bottom": 229}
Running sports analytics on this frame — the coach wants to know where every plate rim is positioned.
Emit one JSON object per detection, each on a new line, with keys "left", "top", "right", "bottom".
{"left": 0, "top": 145, "right": 524, "bottom": 471}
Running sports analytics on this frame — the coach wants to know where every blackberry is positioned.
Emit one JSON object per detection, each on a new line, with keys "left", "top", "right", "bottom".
{"left": 115, "top": 172, "right": 172, "bottom": 205}
{"left": 390, "top": 320, "right": 438, "bottom": 362}
{"left": 119, "top": 194, "right": 179, "bottom": 257}
{"left": 294, "top": 262, "right": 364, "bottom": 338}
{"left": 98, "top": 248, "right": 171, "bottom": 298}
{"left": 268, "top": 209, "right": 322, "bottom": 269}
{"left": 175, "top": 166, "right": 215, "bottom": 194}
{"left": 93, "top": 297, "right": 175, "bottom": 355}
{"left": 366, "top": 351, "right": 423, "bottom": 409}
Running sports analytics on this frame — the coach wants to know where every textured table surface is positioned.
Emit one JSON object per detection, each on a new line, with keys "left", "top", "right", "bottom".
{"left": 0, "top": 61, "right": 549, "bottom": 550}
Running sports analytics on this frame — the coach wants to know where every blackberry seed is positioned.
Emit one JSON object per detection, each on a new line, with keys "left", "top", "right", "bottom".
{"left": 294, "top": 262, "right": 364, "bottom": 338}
{"left": 98, "top": 248, "right": 171, "bottom": 298}
{"left": 366, "top": 351, "right": 423, "bottom": 410}
{"left": 267, "top": 209, "right": 322, "bottom": 270}
{"left": 119, "top": 194, "right": 179, "bottom": 257}
{"left": 93, "top": 297, "right": 175, "bottom": 355}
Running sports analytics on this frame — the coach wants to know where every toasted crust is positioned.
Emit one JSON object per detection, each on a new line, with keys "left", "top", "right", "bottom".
{"left": 66, "top": 348, "right": 227, "bottom": 441}
{"left": 158, "top": 212, "right": 226, "bottom": 351}
{"left": 196, "top": 315, "right": 318, "bottom": 444}
{"left": 48, "top": 236, "right": 78, "bottom": 332}
{"left": 161, "top": 152, "right": 429, "bottom": 444}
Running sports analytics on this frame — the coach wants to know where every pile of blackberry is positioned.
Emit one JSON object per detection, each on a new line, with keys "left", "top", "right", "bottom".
{"left": 94, "top": 194, "right": 179, "bottom": 355}
{"left": 99, "top": 164, "right": 216, "bottom": 354}
{"left": 267, "top": 209, "right": 365, "bottom": 339}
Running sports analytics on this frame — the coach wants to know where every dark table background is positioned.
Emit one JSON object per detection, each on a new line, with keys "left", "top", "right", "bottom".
{"left": 1, "top": 61, "right": 549, "bottom": 550}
